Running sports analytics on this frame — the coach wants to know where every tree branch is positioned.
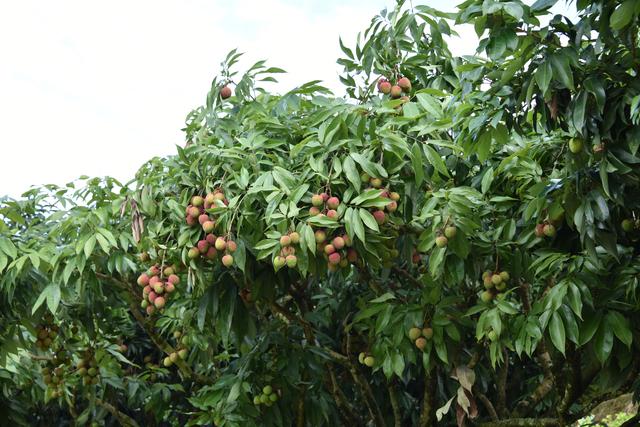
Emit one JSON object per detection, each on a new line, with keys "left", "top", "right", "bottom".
{"left": 477, "top": 418, "right": 559, "bottom": 427}
{"left": 388, "top": 379, "right": 402, "bottom": 427}
{"left": 96, "top": 398, "right": 140, "bottom": 427}
{"left": 419, "top": 367, "right": 437, "bottom": 427}
{"left": 497, "top": 350, "right": 509, "bottom": 417}
{"left": 477, "top": 392, "right": 499, "bottom": 421}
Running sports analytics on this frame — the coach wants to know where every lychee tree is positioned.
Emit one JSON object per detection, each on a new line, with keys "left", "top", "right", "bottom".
{"left": 1, "top": 1, "right": 640, "bottom": 426}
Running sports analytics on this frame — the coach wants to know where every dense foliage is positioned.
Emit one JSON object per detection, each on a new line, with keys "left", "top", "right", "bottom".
{"left": 1, "top": 1, "right": 640, "bottom": 426}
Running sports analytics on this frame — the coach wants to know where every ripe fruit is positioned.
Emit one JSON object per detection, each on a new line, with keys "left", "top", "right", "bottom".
{"left": 415, "top": 337, "right": 427, "bottom": 350}
{"left": 137, "top": 273, "right": 149, "bottom": 287}
{"left": 187, "top": 206, "right": 200, "bottom": 218}
{"left": 373, "top": 210, "right": 386, "bottom": 225}
{"left": 222, "top": 254, "right": 234, "bottom": 267}
{"left": 324, "top": 244, "right": 336, "bottom": 254}
{"left": 535, "top": 223, "right": 545, "bottom": 237}
{"left": 309, "top": 206, "right": 320, "bottom": 216}
{"left": 165, "top": 282, "right": 175, "bottom": 293}
{"left": 215, "top": 237, "right": 227, "bottom": 251}
{"left": 422, "top": 327, "right": 434, "bottom": 339}
{"left": 154, "top": 297, "right": 166, "bottom": 309}
{"left": 370, "top": 177, "right": 382, "bottom": 188}
{"left": 569, "top": 137, "right": 583, "bottom": 153}
{"left": 444, "top": 226, "right": 457, "bottom": 239}
{"left": 390, "top": 192, "right": 400, "bottom": 201}
{"left": 326, "top": 209, "right": 338, "bottom": 219}
{"left": 311, "top": 194, "right": 324, "bottom": 207}
{"left": 386, "top": 201, "right": 398, "bottom": 212}
{"left": 205, "top": 193, "right": 216, "bottom": 206}
{"left": 481, "top": 291, "right": 493, "bottom": 303}
{"left": 286, "top": 255, "right": 297, "bottom": 268}
{"left": 191, "top": 196, "right": 204, "bottom": 207}
{"left": 328, "top": 252, "right": 341, "bottom": 265}
{"left": 409, "top": 327, "right": 422, "bottom": 341}
{"left": 206, "top": 234, "right": 217, "bottom": 245}
{"left": 435, "top": 236, "right": 448, "bottom": 248}
{"left": 153, "top": 283, "right": 164, "bottom": 294}
{"left": 146, "top": 306, "right": 155, "bottom": 315}
{"left": 280, "top": 235, "right": 291, "bottom": 246}
{"left": 543, "top": 223, "right": 556, "bottom": 237}
{"left": 220, "top": 86, "right": 232, "bottom": 99}
{"left": 168, "top": 274, "right": 180, "bottom": 285}
{"left": 197, "top": 240, "right": 209, "bottom": 254}
{"left": 143, "top": 285, "right": 151, "bottom": 295}
{"left": 342, "top": 234, "right": 352, "bottom": 247}
{"left": 327, "top": 197, "right": 340, "bottom": 209}
{"left": 347, "top": 248, "right": 358, "bottom": 263}
{"left": 205, "top": 247, "right": 217, "bottom": 260}
{"left": 390, "top": 85, "right": 402, "bottom": 98}
{"left": 289, "top": 232, "right": 300, "bottom": 244}
{"left": 364, "top": 356, "right": 375, "bottom": 367}
{"left": 202, "top": 220, "right": 215, "bottom": 233}
{"left": 622, "top": 219, "right": 634, "bottom": 232}
{"left": 379, "top": 80, "right": 391, "bottom": 94}
{"left": 188, "top": 247, "right": 200, "bottom": 259}
{"left": 315, "top": 230, "right": 326, "bottom": 243}
{"left": 332, "top": 236, "right": 345, "bottom": 249}
{"left": 226, "top": 240, "right": 237, "bottom": 252}
{"left": 397, "top": 77, "right": 411, "bottom": 91}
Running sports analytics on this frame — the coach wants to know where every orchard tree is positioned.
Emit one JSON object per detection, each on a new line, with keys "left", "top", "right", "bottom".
{"left": 1, "top": 1, "right": 640, "bottom": 426}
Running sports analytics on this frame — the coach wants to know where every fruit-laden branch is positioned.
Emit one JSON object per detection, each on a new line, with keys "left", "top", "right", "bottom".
{"left": 96, "top": 398, "right": 140, "bottom": 427}
{"left": 477, "top": 418, "right": 559, "bottom": 427}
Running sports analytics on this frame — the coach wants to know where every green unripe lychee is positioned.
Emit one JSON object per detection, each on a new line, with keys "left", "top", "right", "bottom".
{"left": 364, "top": 356, "right": 375, "bottom": 367}
{"left": 622, "top": 219, "right": 634, "bottom": 232}
{"left": 435, "top": 236, "right": 448, "bottom": 248}
{"left": 569, "top": 137, "right": 583, "bottom": 154}
{"left": 444, "top": 226, "right": 457, "bottom": 239}
{"left": 409, "top": 327, "right": 422, "bottom": 341}
{"left": 481, "top": 291, "right": 493, "bottom": 303}
{"left": 263, "top": 385, "right": 273, "bottom": 395}
{"left": 422, "top": 327, "right": 433, "bottom": 339}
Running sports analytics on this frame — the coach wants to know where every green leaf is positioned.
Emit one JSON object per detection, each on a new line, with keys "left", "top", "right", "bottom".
{"left": 610, "top": 0, "right": 635, "bottom": 30}
{"left": 534, "top": 61, "right": 552, "bottom": 94}
{"left": 481, "top": 167, "right": 494, "bottom": 194}
{"left": 411, "top": 143, "right": 424, "bottom": 188}
{"left": 350, "top": 208, "right": 366, "bottom": 243}
{"left": 370, "top": 292, "right": 395, "bottom": 303}
{"left": 606, "top": 311, "right": 632, "bottom": 348}
{"left": 32, "top": 283, "right": 61, "bottom": 315}
{"left": 593, "top": 322, "right": 614, "bottom": 363}
{"left": 531, "top": 0, "right": 558, "bottom": 11}
{"left": 342, "top": 156, "right": 361, "bottom": 191}
{"left": 423, "top": 145, "right": 449, "bottom": 177}
{"left": 550, "top": 53, "right": 574, "bottom": 91}
{"left": 84, "top": 235, "right": 97, "bottom": 259}
{"left": 548, "top": 311, "right": 565, "bottom": 355}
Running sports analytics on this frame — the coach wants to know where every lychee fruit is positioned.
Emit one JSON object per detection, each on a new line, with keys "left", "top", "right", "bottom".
{"left": 137, "top": 273, "right": 150, "bottom": 287}
{"left": 215, "top": 237, "right": 227, "bottom": 251}
{"left": 373, "top": 210, "right": 386, "bottom": 225}
{"left": 397, "top": 77, "right": 411, "bottom": 91}
{"left": 327, "top": 197, "right": 340, "bottom": 209}
{"left": 221, "top": 254, "right": 233, "bottom": 267}
{"left": 220, "top": 86, "right": 232, "bottom": 99}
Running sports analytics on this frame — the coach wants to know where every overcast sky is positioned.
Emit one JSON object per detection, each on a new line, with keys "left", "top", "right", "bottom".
{"left": 0, "top": 1, "right": 573, "bottom": 198}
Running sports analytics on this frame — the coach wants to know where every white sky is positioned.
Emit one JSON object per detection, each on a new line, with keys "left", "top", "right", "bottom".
{"left": 0, "top": 1, "right": 573, "bottom": 198}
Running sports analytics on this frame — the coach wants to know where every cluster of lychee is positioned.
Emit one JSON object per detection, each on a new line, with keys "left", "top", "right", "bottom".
{"left": 361, "top": 174, "right": 401, "bottom": 225}
{"left": 185, "top": 192, "right": 227, "bottom": 228}
{"left": 273, "top": 232, "right": 300, "bottom": 269}
{"left": 357, "top": 352, "right": 375, "bottom": 367}
{"left": 408, "top": 325, "right": 433, "bottom": 351}
{"left": 377, "top": 76, "right": 412, "bottom": 99}
{"left": 77, "top": 351, "right": 100, "bottom": 386}
{"left": 480, "top": 270, "right": 510, "bottom": 302}
{"left": 137, "top": 264, "right": 181, "bottom": 315}
{"left": 309, "top": 192, "right": 341, "bottom": 220}
{"left": 42, "top": 361, "right": 67, "bottom": 398}
{"left": 162, "top": 331, "right": 189, "bottom": 367}
{"left": 534, "top": 221, "right": 556, "bottom": 238}
{"left": 435, "top": 224, "right": 457, "bottom": 248}
{"left": 315, "top": 230, "right": 358, "bottom": 272}
{"left": 34, "top": 315, "right": 58, "bottom": 350}
{"left": 253, "top": 385, "right": 279, "bottom": 406}
{"left": 188, "top": 233, "right": 237, "bottom": 267}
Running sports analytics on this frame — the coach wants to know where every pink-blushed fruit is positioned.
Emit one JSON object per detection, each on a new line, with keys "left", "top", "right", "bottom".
{"left": 198, "top": 214, "right": 209, "bottom": 225}
{"left": 324, "top": 244, "right": 336, "bottom": 255}
{"left": 186, "top": 215, "right": 197, "bottom": 226}
{"left": 205, "top": 247, "right": 217, "bottom": 260}
{"left": 321, "top": 192, "right": 329, "bottom": 202}
{"left": 280, "top": 235, "right": 291, "bottom": 247}
{"left": 289, "top": 232, "right": 300, "bottom": 244}
{"left": 215, "top": 237, "right": 226, "bottom": 251}
{"left": 390, "top": 192, "right": 400, "bottom": 201}
{"left": 327, "top": 209, "right": 338, "bottom": 219}
{"left": 222, "top": 254, "right": 233, "bottom": 267}
{"left": 154, "top": 297, "right": 165, "bottom": 309}
{"left": 205, "top": 193, "right": 216, "bottom": 206}
{"left": 311, "top": 194, "right": 324, "bottom": 207}
{"left": 286, "top": 255, "right": 297, "bottom": 268}
{"left": 188, "top": 247, "right": 200, "bottom": 259}
{"left": 202, "top": 220, "right": 215, "bottom": 233}
{"left": 342, "top": 234, "right": 352, "bottom": 247}
{"left": 347, "top": 248, "right": 358, "bottom": 263}
{"left": 191, "top": 196, "right": 204, "bottom": 207}
{"left": 370, "top": 177, "right": 382, "bottom": 188}
{"left": 386, "top": 201, "right": 398, "bottom": 212}
{"left": 165, "top": 282, "right": 175, "bottom": 293}
{"left": 373, "top": 210, "right": 386, "bottom": 225}
{"left": 148, "top": 291, "right": 158, "bottom": 303}
{"left": 435, "top": 236, "right": 448, "bottom": 248}
{"left": 146, "top": 305, "right": 156, "bottom": 315}
{"left": 149, "top": 265, "right": 160, "bottom": 276}
{"left": 226, "top": 240, "right": 237, "bottom": 252}
{"left": 315, "top": 230, "right": 326, "bottom": 243}
{"left": 379, "top": 80, "right": 391, "bottom": 94}
{"left": 206, "top": 234, "right": 217, "bottom": 245}
{"left": 137, "top": 273, "right": 149, "bottom": 287}
{"left": 397, "top": 77, "right": 411, "bottom": 91}
{"left": 143, "top": 285, "right": 152, "bottom": 295}
{"left": 153, "top": 283, "right": 164, "bottom": 294}
{"left": 328, "top": 252, "right": 341, "bottom": 265}
{"left": 197, "top": 240, "right": 209, "bottom": 254}
{"left": 535, "top": 223, "right": 545, "bottom": 237}
{"left": 149, "top": 275, "right": 161, "bottom": 286}
{"left": 220, "top": 86, "right": 232, "bottom": 99}
{"left": 327, "top": 197, "right": 340, "bottom": 209}
{"left": 282, "top": 246, "right": 295, "bottom": 256}
{"left": 168, "top": 274, "right": 180, "bottom": 285}
{"left": 543, "top": 223, "right": 556, "bottom": 237}
{"left": 332, "top": 236, "right": 345, "bottom": 249}
{"left": 390, "top": 85, "right": 402, "bottom": 98}
{"left": 213, "top": 191, "right": 225, "bottom": 201}
{"left": 309, "top": 207, "right": 320, "bottom": 216}
{"left": 187, "top": 206, "right": 200, "bottom": 218}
